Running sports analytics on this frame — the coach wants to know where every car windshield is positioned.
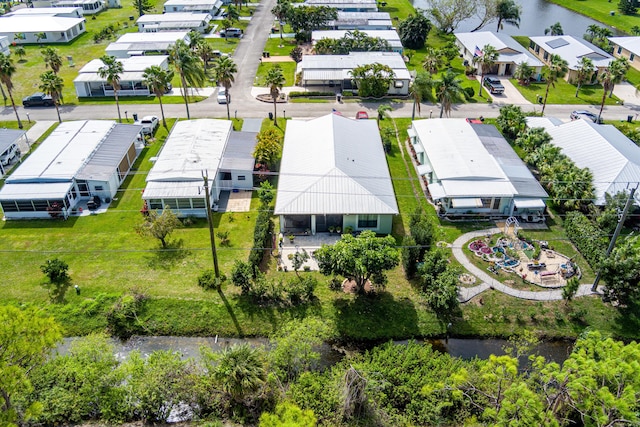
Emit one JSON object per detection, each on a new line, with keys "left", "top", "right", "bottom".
{"left": 142, "top": 120, "right": 152, "bottom": 124}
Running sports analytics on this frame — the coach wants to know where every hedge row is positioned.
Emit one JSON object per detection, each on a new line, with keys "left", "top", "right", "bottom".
{"left": 288, "top": 91, "right": 335, "bottom": 98}
{"left": 564, "top": 211, "right": 607, "bottom": 268}
{"left": 248, "top": 205, "right": 274, "bottom": 270}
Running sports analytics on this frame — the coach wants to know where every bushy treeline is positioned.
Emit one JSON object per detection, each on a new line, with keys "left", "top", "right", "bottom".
{"left": 249, "top": 182, "right": 276, "bottom": 269}
{"left": 565, "top": 211, "right": 607, "bottom": 268}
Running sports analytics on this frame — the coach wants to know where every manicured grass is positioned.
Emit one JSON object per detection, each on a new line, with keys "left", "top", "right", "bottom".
{"left": 0, "top": 121, "right": 34, "bottom": 131}
{"left": 263, "top": 37, "right": 299, "bottom": 56}
{"left": 546, "top": 0, "right": 636, "bottom": 35}
{"left": 510, "top": 78, "right": 622, "bottom": 106}
{"left": 378, "top": 0, "right": 415, "bottom": 21}
{"left": 254, "top": 62, "right": 296, "bottom": 86}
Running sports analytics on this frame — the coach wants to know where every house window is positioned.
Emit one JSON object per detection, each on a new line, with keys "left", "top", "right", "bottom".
{"left": 94, "top": 186, "right": 104, "bottom": 191}
{"left": 631, "top": 53, "right": 636, "bottom": 61}
{"left": 394, "top": 80, "right": 404, "bottom": 88}
{"left": 1, "top": 201, "right": 18, "bottom": 212}
{"left": 492, "top": 198, "right": 500, "bottom": 210}
{"left": 238, "top": 175, "right": 246, "bottom": 180}
{"left": 33, "top": 200, "right": 50, "bottom": 211}
{"left": 80, "top": 23, "right": 84, "bottom": 30}
{"left": 149, "top": 199, "right": 162, "bottom": 209}
{"left": 618, "top": 46, "right": 623, "bottom": 54}
{"left": 192, "top": 198, "right": 206, "bottom": 208}
{"left": 177, "top": 198, "right": 191, "bottom": 209}
{"left": 543, "top": 52, "right": 549, "bottom": 60}
{"left": 357, "top": 214, "right": 378, "bottom": 228}
{"left": 221, "top": 172, "right": 232, "bottom": 180}
{"left": 529, "top": 40, "right": 535, "bottom": 49}
{"left": 481, "top": 198, "right": 492, "bottom": 209}
{"left": 16, "top": 200, "right": 35, "bottom": 211}
{"left": 535, "top": 45, "right": 540, "bottom": 54}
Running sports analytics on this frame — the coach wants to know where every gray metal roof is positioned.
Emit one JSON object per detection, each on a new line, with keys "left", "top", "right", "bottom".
{"left": 299, "top": 51, "right": 411, "bottom": 79}
{"left": 0, "top": 129, "right": 26, "bottom": 154}
{"left": 473, "top": 124, "right": 548, "bottom": 199}
{"left": 529, "top": 35, "right": 613, "bottom": 70}
{"left": 220, "top": 131, "right": 257, "bottom": 170}
{"left": 274, "top": 114, "right": 398, "bottom": 215}
{"left": 76, "top": 124, "right": 142, "bottom": 181}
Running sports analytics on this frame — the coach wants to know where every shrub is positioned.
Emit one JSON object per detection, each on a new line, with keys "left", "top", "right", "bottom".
{"left": 216, "top": 230, "right": 230, "bottom": 247}
{"left": 106, "top": 289, "right": 147, "bottom": 339}
{"left": 197, "top": 269, "right": 225, "bottom": 290}
{"left": 463, "top": 86, "right": 474, "bottom": 99}
{"left": 564, "top": 211, "right": 607, "bottom": 268}
{"left": 231, "top": 260, "right": 254, "bottom": 293}
{"left": 248, "top": 207, "right": 274, "bottom": 269}
{"left": 40, "top": 258, "right": 69, "bottom": 284}
{"left": 288, "top": 91, "right": 335, "bottom": 98}
{"left": 402, "top": 235, "right": 420, "bottom": 279}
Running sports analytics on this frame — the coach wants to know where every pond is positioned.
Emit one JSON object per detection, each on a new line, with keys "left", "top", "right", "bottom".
{"left": 411, "top": 0, "right": 625, "bottom": 37}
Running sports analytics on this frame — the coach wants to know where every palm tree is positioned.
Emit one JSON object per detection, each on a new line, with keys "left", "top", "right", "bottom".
{"left": 38, "top": 71, "right": 64, "bottom": 123}
{"left": 495, "top": 0, "right": 521, "bottom": 32}
{"left": 41, "top": 47, "right": 63, "bottom": 74}
{"left": 472, "top": 44, "right": 499, "bottom": 97}
{"left": 271, "top": 1, "right": 291, "bottom": 40}
{"left": 540, "top": 54, "right": 568, "bottom": 115}
{"left": 544, "top": 22, "right": 564, "bottom": 36}
{"left": 97, "top": 55, "right": 124, "bottom": 122}
{"left": 513, "top": 62, "right": 534, "bottom": 85}
{"left": 264, "top": 65, "right": 285, "bottom": 125}
{"left": 226, "top": 5, "right": 240, "bottom": 24}
{"left": 574, "top": 57, "right": 594, "bottom": 97}
{"left": 607, "top": 57, "right": 629, "bottom": 98}
{"left": 187, "top": 30, "right": 204, "bottom": 50}
{"left": 0, "top": 53, "right": 23, "bottom": 128}
{"left": 422, "top": 47, "right": 444, "bottom": 74}
{"left": 435, "top": 69, "right": 464, "bottom": 118}
{"left": 409, "top": 71, "right": 433, "bottom": 120}
{"left": 195, "top": 39, "right": 214, "bottom": 74}
{"left": 214, "top": 344, "right": 266, "bottom": 404}
{"left": 632, "top": 25, "right": 640, "bottom": 36}
{"left": 13, "top": 46, "right": 26, "bottom": 63}
{"left": 211, "top": 55, "right": 237, "bottom": 120}
{"left": 377, "top": 104, "right": 392, "bottom": 128}
{"left": 168, "top": 40, "right": 206, "bottom": 120}
{"left": 598, "top": 67, "right": 615, "bottom": 122}
{"left": 143, "top": 65, "right": 174, "bottom": 128}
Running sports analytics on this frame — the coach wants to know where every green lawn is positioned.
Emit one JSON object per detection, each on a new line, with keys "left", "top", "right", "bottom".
{"left": 546, "top": 0, "right": 637, "bottom": 34}
{"left": 254, "top": 62, "right": 296, "bottom": 86}
{"left": 510, "top": 78, "right": 622, "bottom": 106}
{"left": 263, "top": 37, "right": 299, "bottom": 57}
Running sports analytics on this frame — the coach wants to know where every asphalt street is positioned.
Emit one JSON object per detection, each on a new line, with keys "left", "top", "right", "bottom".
{"left": 3, "top": 0, "right": 640, "bottom": 123}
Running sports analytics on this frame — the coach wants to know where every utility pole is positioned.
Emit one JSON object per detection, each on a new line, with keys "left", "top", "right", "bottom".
{"left": 202, "top": 170, "right": 221, "bottom": 281}
{"left": 592, "top": 186, "right": 637, "bottom": 292}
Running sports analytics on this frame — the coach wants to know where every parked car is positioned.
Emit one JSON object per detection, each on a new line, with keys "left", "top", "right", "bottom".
{"left": 466, "top": 117, "right": 484, "bottom": 124}
{"left": 355, "top": 111, "right": 369, "bottom": 120}
{"left": 22, "top": 92, "right": 54, "bottom": 107}
{"left": 217, "top": 87, "right": 229, "bottom": 104}
{"left": 220, "top": 28, "right": 242, "bottom": 38}
{"left": 0, "top": 144, "right": 19, "bottom": 166}
{"left": 135, "top": 116, "right": 159, "bottom": 135}
{"left": 483, "top": 77, "right": 505, "bottom": 94}
{"left": 570, "top": 110, "right": 602, "bottom": 124}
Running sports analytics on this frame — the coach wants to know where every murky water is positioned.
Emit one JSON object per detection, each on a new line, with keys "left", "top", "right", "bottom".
{"left": 411, "top": 0, "right": 625, "bottom": 37}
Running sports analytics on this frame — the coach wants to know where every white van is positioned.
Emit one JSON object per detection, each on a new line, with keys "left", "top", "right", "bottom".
{"left": 0, "top": 143, "right": 19, "bottom": 166}
{"left": 220, "top": 28, "right": 242, "bottom": 38}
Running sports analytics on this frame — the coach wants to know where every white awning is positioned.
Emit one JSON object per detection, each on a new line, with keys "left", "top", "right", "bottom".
{"left": 514, "top": 198, "right": 546, "bottom": 209}
{"left": 451, "top": 198, "right": 483, "bottom": 208}
{"left": 417, "top": 163, "right": 432, "bottom": 175}
{"left": 407, "top": 127, "right": 416, "bottom": 138}
{"left": 427, "top": 182, "right": 445, "bottom": 199}
{"left": 414, "top": 144, "right": 424, "bottom": 154}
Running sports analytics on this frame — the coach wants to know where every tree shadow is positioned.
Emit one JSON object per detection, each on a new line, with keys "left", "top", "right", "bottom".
{"left": 332, "top": 291, "right": 420, "bottom": 342}
{"left": 2, "top": 216, "right": 79, "bottom": 229}
{"left": 42, "top": 279, "right": 72, "bottom": 304}
{"left": 613, "top": 302, "right": 640, "bottom": 338}
{"left": 146, "top": 238, "right": 191, "bottom": 270}
{"left": 217, "top": 288, "right": 244, "bottom": 337}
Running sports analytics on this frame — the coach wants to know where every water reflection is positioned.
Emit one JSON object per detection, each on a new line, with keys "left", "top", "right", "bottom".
{"left": 411, "top": 0, "right": 624, "bottom": 37}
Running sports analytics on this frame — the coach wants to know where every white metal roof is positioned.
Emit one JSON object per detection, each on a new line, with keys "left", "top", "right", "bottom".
{"left": 7, "top": 7, "right": 83, "bottom": 16}
{"left": 76, "top": 124, "right": 142, "bottom": 181}
{"left": 163, "top": 0, "right": 218, "bottom": 6}
{"left": 455, "top": 31, "right": 543, "bottom": 68}
{"left": 106, "top": 32, "right": 189, "bottom": 54}
{"left": 526, "top": 117, "right": 640, "bottom": 205}
{"left": 274, "top": 114, "right": 398, "bottom": 215}
{"left": 78, "top": 55, "right": 168, "bottom": 73}
{"left": 609, "top": 36, "right": 640, "bottom": 56}
{"left": 412, "top": 119, "right": 547, "bottom": 200}
{"left": 327, "top": 11, "right": 391, "bottom": 27}
{"left": 137, "top": 12, "right": 211, "bottom": 24}
{"left": 0, "top": 129, "right": 26, "bottom": 154}
{"left": 529, "top": 35, "right": 613, "bottom": 70}
{"left": 0, "top": 182, "right": 73, "bottom": 200}
{"left": 312, "top": 29, "right": 402, "bottom": 48}
{"left": 145, "top": 120, "right": 232, "bottom": 197}
{"left": 299, "top": 51, "right": 411, "bottom": 80}
{"left": 6, "top": 121, "right": 116, "bottom": 184}
{"left": 0, "top": 15, "right": 85, "bottom": 32}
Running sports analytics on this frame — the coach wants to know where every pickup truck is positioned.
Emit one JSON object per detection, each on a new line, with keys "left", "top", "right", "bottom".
{"left": 22, "top": 92, "right": 54, "bottom": 107}
{"left": 483, "top": 77, "right": 505, "bottom": 95}
{"left": 134, "top": 116, "right": 159, "bottom": 135}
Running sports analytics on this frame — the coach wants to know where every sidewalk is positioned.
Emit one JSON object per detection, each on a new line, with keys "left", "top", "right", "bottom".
{"left": 453, "top": 228, "right": 601, "bottom": 302}
{"left": 23, "top": 120, "right": 56, "bottom": 152}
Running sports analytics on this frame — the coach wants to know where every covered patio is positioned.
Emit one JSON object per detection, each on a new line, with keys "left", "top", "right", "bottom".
{"left": 277, "top": 233, "right": 341, "bottom": 271}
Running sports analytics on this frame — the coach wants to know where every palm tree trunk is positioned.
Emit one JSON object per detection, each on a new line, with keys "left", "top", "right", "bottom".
{"left": 439, "top": 102, "right": 445, "bottom": 118}
{"left": 114, "top": 90, "right": 122, "bottom": 123}
{"left": 158, "top": 95, "right": 167, "bottom": 127}
{"left": 609, "top": 84, "right": 615, "bottom": 98}
{"left": 541, "top": 82, "right": 551, "bottom": 115}
{"left": 180, "top": 73, "right": 191, "bottom": 119}
{"left": 411, "top": 98, "right": 416, "bottom": 121}
{"left": 0, "top": 83, "right": 7, "bottom": 106}
{"left": 598, "top": 88, "right": 607, "bottom": 122}
{"left": 6, "top": 89, "right": 23, "bottom": 129}
{"left": 226, "top": 91, "right": 231, "bottom": 120}
{"left": 496, "top": 18, "right": 502, "bottom": 32}
{"left": 575, "top": 83, "right": 581, "bottom": 97}
{"left": 54, "top": 102, "right": 61, "bottom": 123}
{"left": 273, "top": 99, "right": 277, "bottom": 125}
{"left": 280, "top": 23, "right": 284, "bottom": 40}
{"left": 479, "top": 71, "right": 484, "bottom": 97}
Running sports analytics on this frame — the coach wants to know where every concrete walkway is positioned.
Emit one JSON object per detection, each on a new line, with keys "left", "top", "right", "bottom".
{"left": 23, "top": 120, "right": 56, "bottom": 151}
{"left": 453, "top": 228, "right": 601, "bottom": 302}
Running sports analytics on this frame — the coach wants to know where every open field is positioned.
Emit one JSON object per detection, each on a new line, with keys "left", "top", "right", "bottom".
{"left": 547, "top": 0, "right": 637, "bottom": 34}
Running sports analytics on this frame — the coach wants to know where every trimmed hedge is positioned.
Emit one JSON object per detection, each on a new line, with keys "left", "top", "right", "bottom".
{"left": 288, "top": 91, "right": 335, "bottom": 98}
{"left": 564, "top": 211, "right": 607, "bottom": 268}
{"left": 248, "top": 206, "right": 274, "bottom": 270}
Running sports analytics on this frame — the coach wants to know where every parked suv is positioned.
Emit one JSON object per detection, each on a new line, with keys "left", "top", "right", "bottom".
{"left": 22, "top": 92, "right": 54, "bottom": 107}
{"left": 220, "top": 28, "right": 243, "bottom": 38}
{"left": 483, "top": 77, "right": 505, "bottom": 94}
{"left": 134, "top": 116, "right": 159, "bottom": 135}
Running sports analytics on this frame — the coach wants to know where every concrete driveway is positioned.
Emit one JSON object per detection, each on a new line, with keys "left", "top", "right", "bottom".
{"left": 475, "top": 75, "right": 531, "bottom": 106}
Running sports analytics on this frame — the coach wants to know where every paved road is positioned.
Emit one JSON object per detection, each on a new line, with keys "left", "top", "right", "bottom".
{"left": 453, "top": 228, "right": 601, "bottom": 302}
